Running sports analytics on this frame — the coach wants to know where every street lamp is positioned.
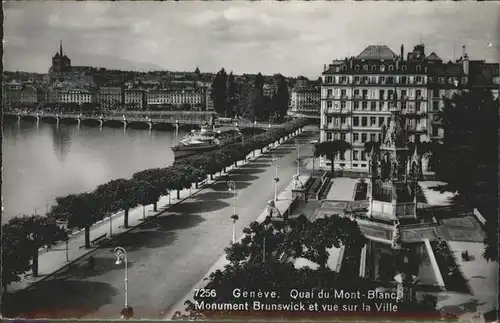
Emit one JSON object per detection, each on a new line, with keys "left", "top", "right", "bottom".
{"left": 295, "top": 140, "right": 301, "bottom": 176}
{"left": 227, "top": 180, "right": 238, "bottom": 244}
{"left": 114, "top": 247, "right": 133, "bottom": 319}
{"left": 272, "top": 155, "right": 279, "bottom": 203}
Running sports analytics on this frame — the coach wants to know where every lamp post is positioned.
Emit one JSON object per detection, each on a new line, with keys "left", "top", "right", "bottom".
{"left": 295, "top": 140, "right": 301, "bottom": 176}
{"left": 272, "top": 155, "right": 279, "bottom": 203}
{"left": 227, "top": 180, "right": 238, "bottom": 243}
{"left": 114, "top": 247, "right": 133, "bottom": 319}
{"left": 56, "top": 220, "right": 70, "bottom": 262}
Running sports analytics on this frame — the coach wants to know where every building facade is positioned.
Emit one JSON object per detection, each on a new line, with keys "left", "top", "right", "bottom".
{"left": 124, "top": 89, "right": 145, "bottom": 109}
{"left": 60, "top": 88, "right": 97, "bottom": 104}
{"left": 145, "top": 89, "right": 205, "bottom": 108}
{"left": 320, "top": 44, "right": 429, "bottom": 171}
{"left": 98, "top": 87, "right": 123, "bottom": 109}
{"left": 320, "top": 43, "right": 499, "bottom": 172}
{"left": 290, "top": 88, "right": 321, "bottom": 116}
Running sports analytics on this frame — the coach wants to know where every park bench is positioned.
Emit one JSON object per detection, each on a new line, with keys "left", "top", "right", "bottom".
{"left": 91, "top": 233, "right": 108, "bottom": 247}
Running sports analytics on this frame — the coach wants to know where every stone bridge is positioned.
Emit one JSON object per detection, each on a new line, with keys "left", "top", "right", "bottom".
{"left": 5, "top": 111, "right": 282, "bottom": 131}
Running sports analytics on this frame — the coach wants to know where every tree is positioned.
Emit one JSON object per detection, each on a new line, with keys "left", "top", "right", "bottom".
{"left": 314, "top": 140, "right": 351, "bottom": 174}
{"left": 210, "top": 68, "right": 228, "bottom": 116}
{"left": 132, "top": 168, "right": 168, "bottom": 211}
{"left": 272, "top": 75, "right": 290, "bottom": 121}
{"left": 49, "top": 193, "right": 103, "bottom": 249}
{"left": 433, "top": 90, "right": 498, "bottom": 261}
{"left": 1, "top": 223, "right": 32, "bottom": 291}
{"left": 254, "top": 72, "right": 264, "bottom": 91}
{"left": 293, "top": 214, "right": 366, "bottom": 268}
{"left": 94, "top": 179, "right": 140, "bottom": 228}
{"left": 227, "top": 71, "right": 238, "bottom": 117}
{"left": 3, "top": 215, "right": 67, "bottom": 277}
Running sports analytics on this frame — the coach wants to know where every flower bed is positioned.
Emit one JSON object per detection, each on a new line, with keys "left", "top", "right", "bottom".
{"left": 430, "top": 240, "right": 470, "bottom": 293}
{"left": 354, "top": 180, "right": 367, "bottom": 201}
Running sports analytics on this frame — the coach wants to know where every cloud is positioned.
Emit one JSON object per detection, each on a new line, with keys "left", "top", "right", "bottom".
{"left": 3, "top": 1, "right": 499, "bottom": 78}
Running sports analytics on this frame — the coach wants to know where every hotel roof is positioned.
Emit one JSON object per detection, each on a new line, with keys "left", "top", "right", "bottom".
{"left": 356, "top": 45, "right": 398, "bottom": 60}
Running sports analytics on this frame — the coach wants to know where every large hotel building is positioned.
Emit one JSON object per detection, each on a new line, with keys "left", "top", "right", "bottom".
{"left": 319, "top": 43, "right": 499, "bottom": 172}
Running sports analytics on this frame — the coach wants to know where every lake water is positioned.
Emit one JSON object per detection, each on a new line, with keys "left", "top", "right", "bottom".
{"left": 2, "top": 119, "right": 187, "bottom": 223}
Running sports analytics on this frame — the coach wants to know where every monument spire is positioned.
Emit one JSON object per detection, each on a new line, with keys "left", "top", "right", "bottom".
{"left": 60, "top": 40, "right": 63, "bottom": 56}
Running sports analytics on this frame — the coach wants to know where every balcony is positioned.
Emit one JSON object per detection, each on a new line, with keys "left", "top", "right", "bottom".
{"left": 341, "top": 95, "right": 349, "bottom": 100}
{"left": 324, "top": 107, "right": 350, "bottom": 115}
{"left": 325, "top": 123, "right": 351, "bottom": 131}
{"left": 407, "top": 125, "right": 427, "bottom": 133}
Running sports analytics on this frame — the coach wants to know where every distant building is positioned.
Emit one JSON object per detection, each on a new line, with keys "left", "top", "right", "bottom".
{"left": 294, "top": 76, "right": 310, "bottom": 90}
{"left": 290, "top": 88, "right": 321, "bottom": 116}
{"left": 60, "top": 88, "right": 97, "bottom": 105}
{"left": 145, "top": 89, "right": 205, "bottom": 109}
{"left": 98, "top": 87, "right": 123, "bottom": 109}
{"left": 124, "top": 88, "right": 145, "bottom": 109}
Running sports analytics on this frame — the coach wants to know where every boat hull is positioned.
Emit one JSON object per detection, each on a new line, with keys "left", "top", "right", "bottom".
{"left": 172, "top": 145, "right": 221, "bottom": 160}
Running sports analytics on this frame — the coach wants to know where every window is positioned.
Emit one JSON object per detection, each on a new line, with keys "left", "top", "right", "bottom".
{"left": 341, "top": 89, "right": 347, "bottom": 98}
{"left": 353, "top": 133, "right": 359, "bottom": 142}
{"left": 325, "top": 76, "right": 332, "bottom": 84}
{"left": 340, "top": 151, "right": 345, "bottom": 160}
{"left": 362, "top": 101, "right": 368, "bottom": 110}
{"left": 416, "top": 102, "right": 421, "bottom": 112}
{"left": 353, "top": 101, "right": 359, "bottom": 110}
{"left": 354, "top": 76, "right": 360, "bottom": 84}
{"left": 363, "top": 65, "right": 369, "bottom": 71}
{"left": 402, "top": 65, "right": 407, "bottom": 72}
{"left": 370, "top": 116, "right": 376, "bottom": 126}
{"left": 378, "top": 116, "right": 385, "bottom": 126}
{"left": 361, "top": 151, "right": 366, "bottom": 160}
{"left": 355, "top": 65, "right": 360, "bottom": 72}
{"left": 361, "top": 117, "right": 367, "bottom": 127}
{"left": 342, "top": 65, "right": 347, "bottom": 72}
{"left": 370, "top": 102, "right": 377, "bottom": 111}
{"left": 341, "top": 101, "right": 346, "bottom": 109}
{"left": 370, "top": 133, "right": 376, "bottom": 142}
{"left": 388, "top": 65, "right": 394, "bottom": 71}
{"left": 327, "top": 132, "right": 333, "bottom": 141}
{"left": 327, "top": 89, "right": 333, "bottom": 97}
{"left": 372, "top": 65, "right": 377, "bottom": 71}
{"left": 326, "top": 101, "right": 333, "bottom": 108}
{"left": 340, "top": 133, "right": 346, "bottom": 141}
{"left": 327, "top": 116, "right": 333, "bottom": 124}
{"left": 379, "top": 90, "right": 385, "bottom": 100}
{"left": 379, "top": 76, "right": 386, "bottom": 84}
{"left": 361, "top": 133, "right": 367, "bottom": 143}
{"left": 401, "top": 76, "right": 407, "bottom": 84}
{"left": 353, "top": 117, "right": 359, "bottom": 126}
{"left": 380, "top": 65, "right": 385, "bottom": 72}
{"left": 416, "top": 65, "right": 422, "bottom": 72}
{"left": 362, "top": 90, "right": 368, "bottom": 98}
{"left": 353, "top": 151, "right": 359, "bottom": 161}
{"left": 341, "top": 116, "right": 346, "bottom": 124}
{"left": 401, "top": 90, "right": 407, "bottom": 98}
{"left": 354, "top": 89, "right": 360, "bottom": 97}
{"left": 432, "top": 101, "right": 439, "bottom": 111}
{"left": 416, "top": 76, "right": 423, "bottom": 84}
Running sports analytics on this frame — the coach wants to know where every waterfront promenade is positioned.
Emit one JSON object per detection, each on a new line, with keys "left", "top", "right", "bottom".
{"left": 3, "top": 127, "right": 316, "bottom": 319}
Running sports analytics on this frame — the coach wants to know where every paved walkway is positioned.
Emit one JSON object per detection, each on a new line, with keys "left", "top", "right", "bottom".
{"left": 165, "top": 174, "right": 311, "bottom": 319}
{"left": 6, "top": 130, "right": 303, "bottom": 294}
{"left": 437, "top": 241, "right": 498, "bottom": 320}
{"left": 325, "top": 177, "right": 358, "bottom": 201}
{"left": 4, "top": 128, "right": 317, "bottom": 319}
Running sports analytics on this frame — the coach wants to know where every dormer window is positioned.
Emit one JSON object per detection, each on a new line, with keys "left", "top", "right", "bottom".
{"left": 402, "top": 66, "right": 407, "bottom": 72}
{"left": 371, "top": 65, "right": 377, "bottom": 71}
{"left": 342, "top": 65, "right": 347, "bottom": 72}
{"left": 416, "top": 65, "right": 422, "bottom": 72}
{"left": 363, "top": 65, "right": 369, "bottom": 71}
{"left": 388, "top": 65, "right": 394, "bottom": 71}
{"left": 355, "top": 65, "right": 360, "bottom": 72}
{"left": 380, "top": 65, "right": 385, "bottom": 72}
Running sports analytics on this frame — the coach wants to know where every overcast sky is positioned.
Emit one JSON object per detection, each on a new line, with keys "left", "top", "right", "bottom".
{"left": 4, "top": 1, "right": 499, "bottom": 78}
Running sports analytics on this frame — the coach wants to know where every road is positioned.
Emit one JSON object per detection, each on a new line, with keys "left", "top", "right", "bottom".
{"left": 4, "top": 126, "right": 317, "bottom": 320}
